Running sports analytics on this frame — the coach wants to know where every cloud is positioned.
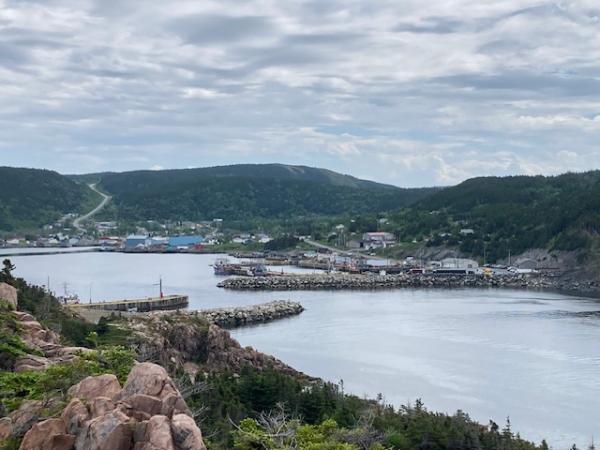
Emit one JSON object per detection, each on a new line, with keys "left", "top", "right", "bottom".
{"left": 0, "top": 0, "right": 599, "bottom": 185}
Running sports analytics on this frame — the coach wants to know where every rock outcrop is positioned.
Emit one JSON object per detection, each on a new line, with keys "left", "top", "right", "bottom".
{"left": 0, "top": 282, "right": 18, "bottom": 309}
{"left": 127, "top": 312, "right": 307, "bottom": 380}
{"left": 10, "top": 311, "right": 89, "bottom": 372}
{"left": 17, "top": 362, "right": 206, "bottom": 450}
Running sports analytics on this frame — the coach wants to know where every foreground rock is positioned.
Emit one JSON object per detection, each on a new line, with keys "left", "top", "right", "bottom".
{"left": 18, "top": 362, "right": 206, "bottom": 450}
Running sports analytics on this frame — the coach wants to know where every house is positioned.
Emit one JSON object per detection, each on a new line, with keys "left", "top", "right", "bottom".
{"left": 361, "top": 232, "right": 396, "bottom": 249}
{"left": 257, "top": 234, "right": 272, "bottom": 244}
{"left": 460, "top": 228, "right": 475, "bottom": 235}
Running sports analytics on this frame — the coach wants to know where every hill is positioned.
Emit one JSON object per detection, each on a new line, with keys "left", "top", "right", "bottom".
{"left": 97, "top": 164, "right": 438, "bottom": 221}
{"left": 0, "top": 167, "right": 100, "bottom": 233}
{"left": 389, "top": 171, "right": 600, "bottom": 262}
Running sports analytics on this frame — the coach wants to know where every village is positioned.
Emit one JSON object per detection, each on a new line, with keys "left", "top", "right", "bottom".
{"left": 0, "top": 213, "right": 549, "bottom": 280}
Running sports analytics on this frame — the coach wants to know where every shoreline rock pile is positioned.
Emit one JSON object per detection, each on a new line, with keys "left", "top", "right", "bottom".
{"left": 16, "top": 362, "right": 206, "bottom": 450}
{"left": 196, "top": 300, "right": 304, "bottom": 327}
{"left": 218, "top": 273, "right": 553, "bottom": 291}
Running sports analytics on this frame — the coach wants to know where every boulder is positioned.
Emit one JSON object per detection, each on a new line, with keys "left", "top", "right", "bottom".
{"left": 134, "top": 415, "right": 174, "bottom": 450}
{"left": 16, "top": 315, "right": 59, "bottom": 348}
{"left": 14, "top": 355, "right": 51, "bottom": 372}
{"left": 118, "top": 363, "right": 178, "bottom": 401}
{"left": 61, "top": 398, "right": 89, "bottom": 435}
{"left": 171, "top": 414, "right": 206, "bottom": 450}
{"left": 75, "top": 409, "right": 133, "bottom": 450}
{"left": 19, "top": 418, "right": 75, "bottom": 450}
{"left": 9, "top": 401, "right": 44, "bottom": 437}
{"left": 159, "top": 392, "right": 191, "bottom": 418}
{"left": 0, "top": 417, "right": 12, "bottom": 440}
{"left": 89, "top": 397, "right": 115, "bottom": 418}
{"left": 123, "top": 394, "right": 163, "bottom": 417}
{"left": 68, "top": 374, "right": 121, "bottom": 400}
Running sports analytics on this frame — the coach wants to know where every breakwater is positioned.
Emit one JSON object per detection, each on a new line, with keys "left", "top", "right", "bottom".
{"left": 218, "top": 273, "right": 552, "bottom": 291}
{"left": 194, "top": 300, "right": 304, "bottom": 327}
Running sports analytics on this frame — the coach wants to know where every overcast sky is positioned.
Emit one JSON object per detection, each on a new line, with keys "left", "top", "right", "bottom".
{"left": 1, "top": 0, "right": 600, "bottom": 186}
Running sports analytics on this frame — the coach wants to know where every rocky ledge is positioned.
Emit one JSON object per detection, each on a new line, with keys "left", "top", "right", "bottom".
{"left": 217, "top": 273, "right": 554, "bottom": 291}
{"left": 5, "top": 362, "right": 206, "bottom": 450}
{"left": 10, "top": 311, "right": 91, "bottom": 372}
{"left": 195, "top": 300, "right": 304, "bottom": 328}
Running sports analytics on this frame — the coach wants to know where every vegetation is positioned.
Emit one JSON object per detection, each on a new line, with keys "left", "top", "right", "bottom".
{"left": 0, "top": 347, "right": 135, "bottom": 414}
{"left": 0, "top": 167, "right": 100, "bottom": 233}
{"left": 96, "top": 164, "right": 436, "bottom": 221}
{"left": 327, "top": 171, "right": 600, "bottom": 263}
{"left": 185, "top": 367, "right": 545, "bottom": 450}
{"left": 264, "top": 235, "right": 301, "bottom": 251}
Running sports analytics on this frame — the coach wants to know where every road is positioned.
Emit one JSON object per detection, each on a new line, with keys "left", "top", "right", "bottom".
{"left": 73, "top": 184, "right": 111, "bottom": 230}
{"left": 302, "top": 238, "right": 398, "bottom": 263}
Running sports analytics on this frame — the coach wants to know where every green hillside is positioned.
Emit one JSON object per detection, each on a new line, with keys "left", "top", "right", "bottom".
{"left": 0, "top": 167, "right": 100, "bottom": 233}
{"left": 388, "top": 171, "right": 600, "bottom": 262}
{"left": 98, "top": 164, "right": 437, "bottom": 221}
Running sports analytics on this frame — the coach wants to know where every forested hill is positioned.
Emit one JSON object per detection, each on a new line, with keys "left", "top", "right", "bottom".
{"left": 97, "top": 164, "right": 438, "bottom": 221}
{"left": 391, "top": 171, "right": 600, "bottom": 262}
{"left": 0, "top": 167, "right": 99, "bottom": 232}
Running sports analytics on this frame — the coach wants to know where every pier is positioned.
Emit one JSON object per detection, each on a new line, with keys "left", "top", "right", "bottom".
{"left": 68, "top": 294, "right": 189, "bottom": 313}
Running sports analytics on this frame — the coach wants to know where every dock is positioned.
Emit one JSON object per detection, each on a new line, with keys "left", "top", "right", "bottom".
{"left": 68, "top": 294, "right": 189, "bottom": 313}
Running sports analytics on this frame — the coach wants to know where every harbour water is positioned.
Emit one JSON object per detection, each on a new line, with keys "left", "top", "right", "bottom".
{"left": 7, "top": 251, "right": 600, "bottom": 448}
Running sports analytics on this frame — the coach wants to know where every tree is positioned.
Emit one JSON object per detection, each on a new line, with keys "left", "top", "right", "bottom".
{"left": 0, "top": 259, "right": 15, "bottom": 282}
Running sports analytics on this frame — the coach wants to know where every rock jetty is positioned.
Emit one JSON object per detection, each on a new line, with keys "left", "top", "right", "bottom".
{"left": 218, "top": 273, "right": 553, "bottom": 291}
{"left": 196, "top": 300, "right": 304, "bottom": 327}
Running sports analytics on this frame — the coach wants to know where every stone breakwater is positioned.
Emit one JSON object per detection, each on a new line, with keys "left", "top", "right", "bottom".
{"left": 195, "top": 300, "right": 304, "bottom": 327}
{"left": 217, "top": 273, "right": 553, "bottom": 291}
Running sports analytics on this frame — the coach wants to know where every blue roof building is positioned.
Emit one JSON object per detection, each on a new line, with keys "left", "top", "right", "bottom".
{"left": 168, "top": 235, "right": 204, "bottom": 248}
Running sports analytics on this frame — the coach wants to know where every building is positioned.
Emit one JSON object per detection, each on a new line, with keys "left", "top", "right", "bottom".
{"left": 361, "top": 232, "right": 396, "bottom": 249}
{"left": 435, "top": 258, "right": 479, "bottom": 274}
{"left": 460, "top": 228, "right": 475, "bottom": 235}
{"left": 168, "top": 235, "right": 204, "bottom": 250}
{"left": 124, "top": 235, "right": 150, "bottom": 250}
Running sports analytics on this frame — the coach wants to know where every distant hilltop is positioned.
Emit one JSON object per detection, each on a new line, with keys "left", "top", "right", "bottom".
{"left": 70, "top": 163, "right": 439, "bottom": 221}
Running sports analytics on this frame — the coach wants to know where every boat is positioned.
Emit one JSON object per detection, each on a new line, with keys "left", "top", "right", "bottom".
{"left": 213, "top": 259, "right": 274, "bottom": 277}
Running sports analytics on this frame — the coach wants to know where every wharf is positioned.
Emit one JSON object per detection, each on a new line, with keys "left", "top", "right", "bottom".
{"left": 68, "top": 294, "right": 189, "bottom": 313}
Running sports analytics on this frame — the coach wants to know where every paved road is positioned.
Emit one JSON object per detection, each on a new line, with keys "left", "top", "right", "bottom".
{"left": 73, "top": 184, "right": 111, "bottom": 230}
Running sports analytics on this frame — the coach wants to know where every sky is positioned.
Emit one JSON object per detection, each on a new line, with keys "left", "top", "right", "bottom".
{"left": 1, "top": 0, "right": 600, "bottom": 187}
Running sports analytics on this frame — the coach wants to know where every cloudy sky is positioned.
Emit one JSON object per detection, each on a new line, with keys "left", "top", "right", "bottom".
{"left": 1, "top": 0, "right": 600, "bottom": 186}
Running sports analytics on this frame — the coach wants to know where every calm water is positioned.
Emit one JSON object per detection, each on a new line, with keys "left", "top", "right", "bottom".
{"left": 9, "top": 252, "right": 600, "bottom": 448}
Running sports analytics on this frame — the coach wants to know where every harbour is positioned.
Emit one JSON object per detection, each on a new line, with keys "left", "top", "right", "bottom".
{"left": 7, "top": 250, "right": 600, "bottom": 448}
